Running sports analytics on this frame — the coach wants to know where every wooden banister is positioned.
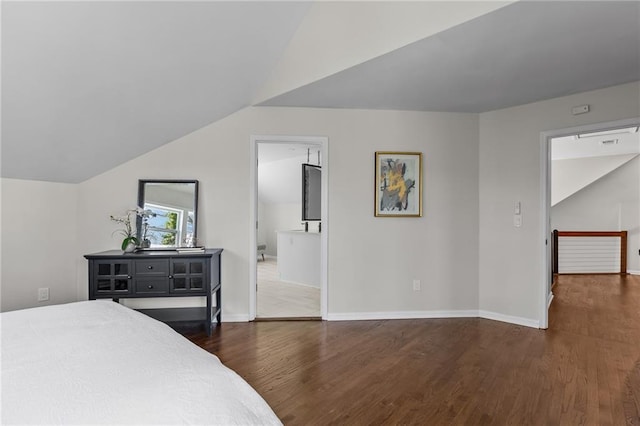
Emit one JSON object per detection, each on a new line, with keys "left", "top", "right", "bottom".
{"left": 556, "top": 231, "right": 627, "bottom": 238}
{"left": 553, "top": 230, "right": 627, "bottom": 275}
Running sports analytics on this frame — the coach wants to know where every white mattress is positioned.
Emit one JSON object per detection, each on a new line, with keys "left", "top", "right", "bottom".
{"left": 0, "top": 301, "right": 281, "bottom": 425}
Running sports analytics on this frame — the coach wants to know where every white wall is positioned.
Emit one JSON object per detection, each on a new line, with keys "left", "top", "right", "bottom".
{"left": 1, "top": 178, "right": 79, "bottom": 311}
{"left": 479, "top": 81, "right": 640, "bottom": 325}
{"left": 69, "top": 106, "right": 479, "bottom": 320}
{"left": 2, "top": 82, "right": 637, "bottom": 326}
{"left": 258, "top": 155, "right": 306, "bottom": 204}
{"left": 552, "top": 156, "right": 639, "bottom": 273}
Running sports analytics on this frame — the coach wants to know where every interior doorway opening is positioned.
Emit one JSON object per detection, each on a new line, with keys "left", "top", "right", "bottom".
{"left": 249, "top": 135, "right": 329, "bottom": 321}
{"left": 541, "top": 118, "right": 640, "bottom": 329}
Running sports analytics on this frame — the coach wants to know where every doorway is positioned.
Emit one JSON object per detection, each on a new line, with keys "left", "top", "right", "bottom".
{"left": 540, "top": 117, "right": 640, "bottom": 328}
{"left": 249, "top": 135, "right": 328, "bottom": 321}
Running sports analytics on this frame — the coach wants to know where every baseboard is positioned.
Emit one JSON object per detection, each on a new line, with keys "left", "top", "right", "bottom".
{"left": 326, "top": 310, "right": 478, "bottom": 321}
{"left": 229, "top": 310, "right": 541, "bottom": 328}
{"left": 222, "top": 314, "right": 250, "bottom": 322}
{"left": 478, "top": 310, "right": 539, "bottom": 329}
{"left": 628, "top": 270, "right": 640, "bottom": 276}
{"left": 547, "top": 292, "right": 554, "bottom": 308}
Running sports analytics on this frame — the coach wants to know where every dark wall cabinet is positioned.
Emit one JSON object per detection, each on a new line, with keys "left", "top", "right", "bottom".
{"left": 85, "top": 249, "right": 222, "bottom": 335}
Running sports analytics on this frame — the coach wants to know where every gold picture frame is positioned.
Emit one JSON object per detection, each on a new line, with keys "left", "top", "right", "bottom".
{"left": 375, "top": 151, "right": 422, "bottom": 217}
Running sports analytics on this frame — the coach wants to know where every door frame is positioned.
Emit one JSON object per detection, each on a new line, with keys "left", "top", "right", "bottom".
{"left": 249, "top": 134, "right": 329, "bottom": 320}
{"left": 539, "top": 116, "right": 639, "bottom": 329}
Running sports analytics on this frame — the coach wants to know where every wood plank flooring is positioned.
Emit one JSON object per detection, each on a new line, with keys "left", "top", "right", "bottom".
{"left": 187, "top": 274, "right": 640, "bottom": 425}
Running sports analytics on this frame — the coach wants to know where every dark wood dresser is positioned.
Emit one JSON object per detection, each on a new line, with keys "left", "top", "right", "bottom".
{"left": 85, "top": 249, "right": 222, "bottom": 335}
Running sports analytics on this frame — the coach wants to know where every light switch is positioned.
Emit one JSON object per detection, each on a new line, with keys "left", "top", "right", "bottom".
{"left": 514, "top": 201, "right": 521, "bottom": 215}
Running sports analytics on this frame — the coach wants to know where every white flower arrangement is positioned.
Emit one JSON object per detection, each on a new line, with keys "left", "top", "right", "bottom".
{"left": 110, "top": 207, "right": 156, "bottom": 251}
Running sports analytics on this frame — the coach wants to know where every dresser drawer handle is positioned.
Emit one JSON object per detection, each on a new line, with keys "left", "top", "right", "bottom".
{"left": 168, "top": 275, "right": 173, "bottom": 279}
{"left": 127, "top": 275, "right": 132, "bottom": 279}
{"left": 147, "top": 285, "right": 154, "bottom": 289}
{"left": 147, "top": 265, "right": 153, "bottom": 270}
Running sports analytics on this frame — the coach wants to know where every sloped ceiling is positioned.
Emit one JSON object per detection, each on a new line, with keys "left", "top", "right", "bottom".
{"left": 1, "top": 1, "right": 310, "bottom": 183}
{"left": 551, "top": 127, "right": 640, "bottom": 205}
{"left": 261, "top": 1, "right": 640, "bottom": 112}
{"left": 2, "top": 1, "right": 639, "bottom": 183}
{"left": 551, "top": 153, "right": 638, "bottom": 206}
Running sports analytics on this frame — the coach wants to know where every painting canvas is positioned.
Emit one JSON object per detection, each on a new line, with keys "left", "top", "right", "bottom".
{"left": 375, "top": 152, "right": 422, "bottom": 217}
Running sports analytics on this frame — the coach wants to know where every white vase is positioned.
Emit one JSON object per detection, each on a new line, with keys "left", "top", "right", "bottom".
{"left": 123, "top": 242, "right": 137, "bottom": 253}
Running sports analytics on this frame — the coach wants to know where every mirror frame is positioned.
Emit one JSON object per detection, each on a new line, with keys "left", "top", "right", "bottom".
{"left": 136, "top": 179, "right": 199, "bottom": 250}
{"left": 302, "top": 163, "right": 321, "bottom": 221}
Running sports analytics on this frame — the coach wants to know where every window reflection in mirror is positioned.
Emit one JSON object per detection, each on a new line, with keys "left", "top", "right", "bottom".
{"left": 137, "top": 180, "right": 198, "bottom": 249}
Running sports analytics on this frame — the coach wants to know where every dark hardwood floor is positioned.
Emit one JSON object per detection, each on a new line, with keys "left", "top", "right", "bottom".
{"left": 187, "top": 274, "right": 640, "bottom": 425}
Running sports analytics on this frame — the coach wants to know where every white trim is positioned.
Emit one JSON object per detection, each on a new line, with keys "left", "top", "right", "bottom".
{"left": 540, "top": 117, "right": 640, "bottom": 331}
{"left": 478, "top": 310, "right": 540, "bottom": 329}
{"left": 249, "top": 135, "right": 329, "bottom": 321}
{"left": 328, "top": 310, "right": 540, "bottom": 329}
{"left": 222, "top": 314, "right": 251, "bottom": 323}
{"left": 547, "top": 292, "right": 554, "bottom": 309}
{"left": 226, "top": 307, "right": 546, "bottom": 329}
{"left": 628, "top": 270, "right": 640, "bottom": 275}
{"left": 249, "top": 138, "right": 258, "bottom": 321}
{"left": 540, "top": 129, "right": 551, "bottom": 330}
{"left": 327, "top": 310, "right": 479, "bottom": 321}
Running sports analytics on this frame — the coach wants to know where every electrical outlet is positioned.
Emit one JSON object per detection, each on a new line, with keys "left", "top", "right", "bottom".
{"left": 514, "top": 215, "right": 522, "bottom": 227}
{"left": 413, "top": 279, "right": 421, "bottom": 291}
{"left": 37, "top": 287, "right": 49, "bottom": 302}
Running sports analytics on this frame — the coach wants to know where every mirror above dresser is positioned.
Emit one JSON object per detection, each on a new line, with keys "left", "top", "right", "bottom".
{"left": 136, "top": 180, "right": 199, "bottom": 249}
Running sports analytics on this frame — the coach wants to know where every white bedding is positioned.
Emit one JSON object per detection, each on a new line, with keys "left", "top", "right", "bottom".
{"left": 1, "top": 301, "right": 281, "bottom": 425}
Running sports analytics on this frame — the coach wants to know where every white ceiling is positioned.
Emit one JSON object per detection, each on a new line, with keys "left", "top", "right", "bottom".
{"left": 2, "top": 1, "right": 639, "bottom": 183}
{"left": 261, "top": 1, "right": 640, "bottom": 113}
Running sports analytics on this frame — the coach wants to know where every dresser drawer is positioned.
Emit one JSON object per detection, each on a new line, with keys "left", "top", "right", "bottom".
{"left": 135, "top": 277, "right": 169, "bottom": 294}
{"left": 135, "top": 259, "right": 169, "bottom": 275}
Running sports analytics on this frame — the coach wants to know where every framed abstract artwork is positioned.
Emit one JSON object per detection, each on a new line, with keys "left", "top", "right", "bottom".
{"left": 375, "top": 151, "right": 422, "bottom": 217}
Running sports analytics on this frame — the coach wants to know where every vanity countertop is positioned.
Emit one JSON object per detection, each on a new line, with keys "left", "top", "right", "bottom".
{"left": 277, "top": 229, "right": 321, "bottom": 235}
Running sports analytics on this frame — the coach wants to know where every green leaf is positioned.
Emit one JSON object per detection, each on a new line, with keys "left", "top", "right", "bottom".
{"left": 121, "top": 236, "right": 139, "bottom": 251}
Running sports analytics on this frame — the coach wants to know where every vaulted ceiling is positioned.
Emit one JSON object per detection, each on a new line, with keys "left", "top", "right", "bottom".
{"left": 2, "top": 1, "right": 639, "bottom": 183}
{"left": 1, "top": 1, "right": 310, "bottom": 183}
{"left": 262, "top": 1, "right": 640, "bottom": 113}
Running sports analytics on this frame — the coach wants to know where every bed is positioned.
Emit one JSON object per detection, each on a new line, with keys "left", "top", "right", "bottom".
{"left": 1, "top": 300, "right": 281, "bottom": 425}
